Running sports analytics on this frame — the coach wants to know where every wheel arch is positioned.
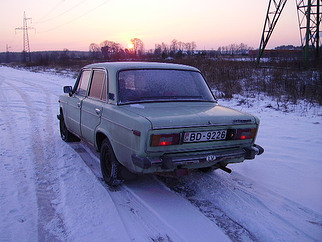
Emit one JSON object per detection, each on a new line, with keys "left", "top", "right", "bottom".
{"left": 59, "top": 107, "right": 67, "bottom": 121}
{"left": 96, "top": 131, "right": 108, "bottom": 152}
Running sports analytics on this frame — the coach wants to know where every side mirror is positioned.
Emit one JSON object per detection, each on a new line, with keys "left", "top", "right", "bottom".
{"left": 63, "top": 86, "right": 73, "bottom": 95}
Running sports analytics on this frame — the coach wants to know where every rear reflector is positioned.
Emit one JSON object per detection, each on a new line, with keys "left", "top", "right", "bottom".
{"left": 132, "top": 130, "right": 141, "bottom": 136}
{"left": 151, "top": 133, "right": 180, "bottom": 147}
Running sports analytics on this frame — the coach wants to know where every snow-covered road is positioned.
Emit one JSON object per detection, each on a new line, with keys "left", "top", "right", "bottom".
{"left": 0, "top": 66, "right": 321, "bottom": 241}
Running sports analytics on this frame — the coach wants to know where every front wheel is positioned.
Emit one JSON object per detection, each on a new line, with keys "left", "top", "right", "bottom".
{"left": 59, "top": 113, "right": 80, "bottom": 142}
{"left": 100, "top": 139, "right": 123, "bottom": 186}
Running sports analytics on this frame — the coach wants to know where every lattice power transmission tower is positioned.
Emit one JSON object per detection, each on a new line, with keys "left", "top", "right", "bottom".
{"left": 15, "top": 12, "right": 34, "bottom": 62}
{"left": 257, "top": 0, "right": 321, "bottom": 63}
{"left": 297, "top": 0, "right": 321, "bottom": 60}
{"left": 257, "top": 0, "right": 288, "bottom": 63}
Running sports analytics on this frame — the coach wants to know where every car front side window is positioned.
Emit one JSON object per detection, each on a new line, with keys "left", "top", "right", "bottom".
{"left": 75, "top": 70, "right": 91, "bottom": 96}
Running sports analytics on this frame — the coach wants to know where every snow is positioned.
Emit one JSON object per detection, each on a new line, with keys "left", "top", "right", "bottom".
{"left": 219, "top": 96, "right": 322, "bottom": 215}
{"left": 0, "top": 65, "right": 321, "bottom": 241}
{"left": 125, "top": 177, "right": 229, "bottom": 242}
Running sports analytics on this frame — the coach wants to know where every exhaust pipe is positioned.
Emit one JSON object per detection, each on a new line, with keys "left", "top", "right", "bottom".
{"left": 215, "top": 163, "right": 232, "bottom": 173}
{"left": 219, "top": 166, "right": 232, "bottom": 173}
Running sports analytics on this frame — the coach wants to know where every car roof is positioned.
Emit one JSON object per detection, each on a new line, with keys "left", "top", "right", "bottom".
{"left": 83, "top": 61, "right": 200, "bottom": 72}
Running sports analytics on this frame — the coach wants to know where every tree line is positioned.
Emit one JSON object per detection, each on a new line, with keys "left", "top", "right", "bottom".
{"left": 88, "top": 38, "right": 258, "bottom": 60}
{"left": 89, "top": 38, "right": 145, "bottom": 59}
{"left": 88, "top": 38, "right": 199, "bottom": 60}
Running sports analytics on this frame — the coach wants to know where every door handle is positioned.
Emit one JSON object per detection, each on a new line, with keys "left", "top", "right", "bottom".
{"left": 95, "top": 108, "right": 101, "bottom": 115}
{"left": 77, "top": 102, "right": 81, "bottom": 108}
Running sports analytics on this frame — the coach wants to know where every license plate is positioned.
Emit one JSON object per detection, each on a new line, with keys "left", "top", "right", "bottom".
{"left": 183, "top": 130, "right": 227, "bottom": 143}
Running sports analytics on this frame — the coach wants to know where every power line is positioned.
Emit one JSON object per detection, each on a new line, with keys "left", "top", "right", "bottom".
{"left": 35, "top": 0, "right": 89, "bottom": 24}
{"left": 35, "top": 0, "right": 65, "bottom": 24}
{"left": 37, "top": 0, "right": 109, "bottom": 33}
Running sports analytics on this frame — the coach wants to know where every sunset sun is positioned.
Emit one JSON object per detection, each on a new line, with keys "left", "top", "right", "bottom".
{"left": 128, "top": 43, "right": 134, "bottom": 49}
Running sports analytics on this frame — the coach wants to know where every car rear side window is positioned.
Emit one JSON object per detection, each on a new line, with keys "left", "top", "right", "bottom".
{"left": 76, "top": 70, "right": 91, "bottom": 96}
{"left": 88, "top": 70, "right": 107, "bottom": 101}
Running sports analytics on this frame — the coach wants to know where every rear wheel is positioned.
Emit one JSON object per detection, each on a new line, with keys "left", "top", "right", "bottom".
{"left": 100, "top": 139, "right": 123, "bottom": 186}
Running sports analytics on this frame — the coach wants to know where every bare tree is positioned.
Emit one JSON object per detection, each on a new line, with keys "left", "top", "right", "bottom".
{"left": 170, "top": 39, "right": 178, "bottom": 53}
{"left": 89, "top": 43, "right": 100, "bottom": 52}
{"left": 183, "top": 41, "right": 197, "bottom": 55}
{"left": 218, "top": 43, "right": 253, "bottom": 55}
{"left": 130, "top": 38, "right": 144, "bottom": 56}
{"left": 100, "top": 40, "right": 121, "bottom": 53}
{"left": 89, "top": 43, "right": 101, "bottom": 59}
{"left": 154, "top": 44, "right": 162, "bottom": 57}
{"left": 177, "top": 41, "right": 184, "bottom": 51}
{"left": 191, "top": 41, "right": 197, "bottom": 53}
{"left": 100, "top": 40, "right": 122, "bottom": 59}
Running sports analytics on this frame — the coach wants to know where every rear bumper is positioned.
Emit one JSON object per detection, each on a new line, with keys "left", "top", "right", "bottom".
{"left": 244, "top": 144, "right": 264, "bottom": 159}
{"left": 132, "top": 144, "right": 264, "bottom": 170}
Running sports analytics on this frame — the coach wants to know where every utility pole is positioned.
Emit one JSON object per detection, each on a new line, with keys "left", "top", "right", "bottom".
{"left": 6, "top": 44, "right": 11, "bottom": 62}
{"left": 15, "top": 11, "right": 33, "bottom": 62}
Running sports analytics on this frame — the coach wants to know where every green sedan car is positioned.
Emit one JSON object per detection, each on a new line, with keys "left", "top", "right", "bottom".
{"left": 58, "top": 62, "right": 264, "bottom": 186}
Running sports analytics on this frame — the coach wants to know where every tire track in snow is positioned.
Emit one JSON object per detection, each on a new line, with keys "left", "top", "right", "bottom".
{"left": 161, "top": 171, "right": 322, "bottom": 242}
{"left": 70, "top": 142, "right": 230, "bottom": 242}
{"left": 2, "top": 78, "right": 68, "bottom": 241}
{"left": 0, "top": 75, "right": 39, "bottom": 241}
{"left": 69, "top": 142, "right": 179, "bottom": 241}
{"left": 159, "top": 175, "right": 257, "bottom": 242}
{"left": 8, "top": 74, "right": 62, "bottom": 163}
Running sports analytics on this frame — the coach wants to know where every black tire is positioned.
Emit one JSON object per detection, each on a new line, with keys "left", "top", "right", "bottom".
{"left": 100, "top": 139, "right": 123, "bottom": 186}
{"left": 59, "top": 113, "right": 80, "bottom": 142}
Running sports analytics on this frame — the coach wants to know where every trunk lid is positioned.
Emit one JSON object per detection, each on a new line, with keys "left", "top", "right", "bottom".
{"left": 122, "top": 102, "right": 257, "bottom": 129}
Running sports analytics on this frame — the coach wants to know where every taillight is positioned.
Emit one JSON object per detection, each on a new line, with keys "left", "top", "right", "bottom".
{"left": 234, "top": 128, "right": 257, "bottom": 140}
{"left": 151, "top": 133, "right": 181, "bottom": 147}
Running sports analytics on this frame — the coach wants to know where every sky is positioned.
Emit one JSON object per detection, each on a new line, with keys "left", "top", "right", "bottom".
{"left": 0, "top": 0, "right": 301, "bottom": 53}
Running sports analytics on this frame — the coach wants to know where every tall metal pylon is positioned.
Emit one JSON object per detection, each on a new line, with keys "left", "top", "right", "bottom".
{"left": 15, "top": 12, "right": 33, "bottom": 62}
{"left": 257, "top": 0, "right": 288, "bottom": 63}
{"left": 257, "top": 0, "right": 321, "bottom": 63}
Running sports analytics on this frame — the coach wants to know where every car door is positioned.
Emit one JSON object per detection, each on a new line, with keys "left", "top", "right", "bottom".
{"left": 80, "top": 69, "right": 107, "bottom": 145}
{"left": 65, "top": 69, "right": 91, "bottom": 136}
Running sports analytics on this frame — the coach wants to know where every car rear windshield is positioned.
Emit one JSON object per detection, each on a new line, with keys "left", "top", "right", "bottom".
{"left": 118, "top": 69, "right": 215, "bottom": 104}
